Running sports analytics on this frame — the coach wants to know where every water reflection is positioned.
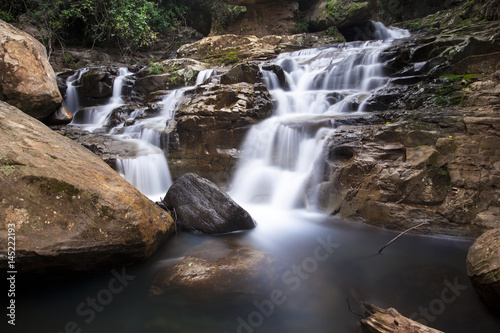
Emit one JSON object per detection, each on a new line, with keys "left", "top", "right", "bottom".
{"left": 16, "top": 215, "right": 500, "bottom": 333}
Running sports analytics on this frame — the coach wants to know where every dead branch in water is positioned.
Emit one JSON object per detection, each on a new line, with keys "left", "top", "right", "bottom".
{"left": 360, "top": 302, "right": 444, "bottom": 333}
{"left": 378, "top": 222, "right": 429, "bottom": 254}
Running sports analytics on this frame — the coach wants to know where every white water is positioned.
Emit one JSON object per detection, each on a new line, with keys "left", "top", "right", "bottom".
{"left": 62, "top": 68, "right": 88, "bottom": 114}
{"left": 70, "top": 68, "right": 133, "bottom": 132}
{"left": 67, "top": 68, "right": 196, "bottom": 201}
{"left": 230, "top": 23, "right": 409, "bottom": 225}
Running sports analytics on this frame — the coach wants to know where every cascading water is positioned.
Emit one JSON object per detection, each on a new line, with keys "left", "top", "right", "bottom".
{"left": 62, "top": 68, "right": 88, "bottom": 114}
{"left": 66, "top": 67, "right": 194, "bottom": 201}
{"left": 230, "top": 23, "right": 409, "bottom": 219}
{"left": 71, "top": 68, "right": 132, "bottom": 131}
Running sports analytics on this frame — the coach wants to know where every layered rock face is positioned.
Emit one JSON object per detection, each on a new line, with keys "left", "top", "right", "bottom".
{"left": 305, "top": 11, "right": 500, "bottom": 237}
{"left": 0, "top": 20, "right": 62, "bottom": 120}
{"left": 0, "top": 101, "right": 174, "bottom": 274}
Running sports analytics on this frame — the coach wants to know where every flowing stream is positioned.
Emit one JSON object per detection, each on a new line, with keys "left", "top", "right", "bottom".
{"left": 27, "top": 23, "right": 500, "bottom": 333}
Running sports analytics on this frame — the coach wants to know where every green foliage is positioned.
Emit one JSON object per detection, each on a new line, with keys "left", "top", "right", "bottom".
{"left": 2, "top": 0, "right": 190, "bottom": 52}
{"left": 147, "top": 61, "right": 166, "bottom": 75}
{"left": 201, "top": 0, "right": 246, "bottom": 33}
{"left": 293, "top": 14, "right": 309, "bottom": 34}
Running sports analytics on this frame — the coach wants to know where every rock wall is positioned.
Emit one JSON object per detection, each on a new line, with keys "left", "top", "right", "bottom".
{"left": 306, "top": 11, "right": 500, "bottom": 237}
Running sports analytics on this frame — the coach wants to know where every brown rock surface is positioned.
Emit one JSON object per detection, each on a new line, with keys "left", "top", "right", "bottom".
{"left": 0, "top": 100, "right": 174, "bottom": 274}
{"left": 168, "top": 64, "right": 273, "bottom": 185}
{"left": 466, "top": 228, "right": 500, "bottom": 313}
{"left": 0, "top": 20, "right": 62, "bottom": 120}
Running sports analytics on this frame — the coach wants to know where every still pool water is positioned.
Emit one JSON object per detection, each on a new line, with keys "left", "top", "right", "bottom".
{"left": 12, "top": 210, "right": 500, "bottom": 333}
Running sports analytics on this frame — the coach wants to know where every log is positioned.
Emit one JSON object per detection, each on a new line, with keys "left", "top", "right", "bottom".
{"left": 360, "top": 303, "right": 444, "bottom": 333}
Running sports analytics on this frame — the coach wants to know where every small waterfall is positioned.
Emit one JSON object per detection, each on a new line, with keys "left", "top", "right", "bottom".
{"left": 71, "top": 68, "right": 132, "bottom": 131}
{"left": 196, "top": 69, "right": 215, "bottom": 85}
{"left": 230, "top": 23, "right": 409, "bottom": 213}
{"left": 115, "top": 143, "right": 172, "bottom": 202}
{"left": 112, "top": 89, "right": 187, "bottom": 201}
{"left": 63, "top": 68, "right": 88, "bottom": 114}
{"left": 66, "top": 67, "right": 219, "bottom": 201}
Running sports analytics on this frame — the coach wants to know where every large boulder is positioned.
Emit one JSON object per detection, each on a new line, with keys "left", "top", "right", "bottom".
{"left": 0, "top": 20, "right": 62, "bottom": 120}
{"left": 306, "top": 0, "right": 378, "bottom": 32}
{"left": 0, "top": 100, "right": 174, "bottom": 274}
{"left": 466, "top": 229, "right": 500, "bottom": 313}
{"left": 163, "top": 173, "right": 256, "bottom": 234}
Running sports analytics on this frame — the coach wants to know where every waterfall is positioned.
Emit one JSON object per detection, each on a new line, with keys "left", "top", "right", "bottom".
{"left": 71, "top": 68, "right": 132, "bottom": 131}
{"left": 112, "top": 88, "right": 188, "bottom": 201}
{"left": 230, "top": 23, "right": 409, "bottom": 213}
{"left": 63, "top": 68, "right": 88, "bottom": 114}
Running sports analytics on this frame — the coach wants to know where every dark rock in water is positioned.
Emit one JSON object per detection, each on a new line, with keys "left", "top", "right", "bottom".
{"left": 150, "top": 238, "right": 277, "bottom": 303}
{"left": 163, "top": 173, "right": 256, "bottom": 234}
{"left": 262, "top": 64, "right": 290, "bottom": 90}
{"left": 467, "top": 228, "right": 500, "bottom": 314}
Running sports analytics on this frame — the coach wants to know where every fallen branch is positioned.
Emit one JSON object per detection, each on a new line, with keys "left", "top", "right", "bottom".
{"left": 360, "top": 302, "right": 443, "bottom": 333}
{"left": 378, "top": 222, "right": 429, "bottom": 254}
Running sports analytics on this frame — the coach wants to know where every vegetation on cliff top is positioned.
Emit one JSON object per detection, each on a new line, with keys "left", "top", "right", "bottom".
{"left": 0, "top": 0, "right": 244, "bottom": 53}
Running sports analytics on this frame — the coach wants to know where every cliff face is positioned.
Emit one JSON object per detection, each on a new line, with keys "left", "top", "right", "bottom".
{"left": 306, "top": 7, "right": 500, "bottom": 237}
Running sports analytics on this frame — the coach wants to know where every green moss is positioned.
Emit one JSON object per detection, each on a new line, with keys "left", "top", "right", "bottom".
{"left": 206, "top": 48, "right": 242, "bottom": 66}
{"left": 33, "top": 177, "right": 81, "bottom": 197}
{"left": 325, "top": 0, "right": 368, "bottom": 18}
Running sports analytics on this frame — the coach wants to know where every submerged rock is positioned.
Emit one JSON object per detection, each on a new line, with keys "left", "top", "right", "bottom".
{"left": 467, "top": 228, "right": 500, "bottom": 314}
{"left": 0, "top": 20, "right": 62, "bottom": 120}
{"left": 163, "top": 173, "right": 256, "bottom": 234}
{"left": 0, "top": 101, "right": 174, "bottom": 275}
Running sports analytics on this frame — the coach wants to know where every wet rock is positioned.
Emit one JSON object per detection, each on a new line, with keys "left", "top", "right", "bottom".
{"left": 163, "top": 173, "right": 256, "bottom": 234}
{"left": 45, "top": 104, "right": 73, "bottom": 125}
{"left": 169, "top": 71, "right": 273, "bottom": 185}
{"left": 150, "top": 238, "right": 277, "bottom": 302}
{"left": 0, "top": 101, "right": 174, "bottom": 275}
{"left": 262, "top": 64, "right": 290, "bottom": 90}
{"left": 0, "top": 20, "right": 62, "bottom": 120}
{"left": 467, "top": 228, "right": 500, "bottom": 314}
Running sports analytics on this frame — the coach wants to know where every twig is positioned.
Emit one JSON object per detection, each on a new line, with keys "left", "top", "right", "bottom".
{"left": 346, "top": 298, "right": 364, "bottom": 318}
{"left": 378, "top": 222, "right": 429, "bottom": 254}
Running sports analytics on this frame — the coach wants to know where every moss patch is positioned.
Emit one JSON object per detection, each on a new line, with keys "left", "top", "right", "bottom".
{"left": 206, "top": 48, "right": 242, "bottom": 66}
